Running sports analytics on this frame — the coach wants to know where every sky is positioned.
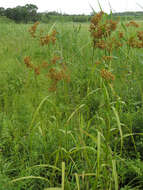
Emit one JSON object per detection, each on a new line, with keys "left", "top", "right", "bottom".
{"left": 1, "top": 0, "right": 143, "bottom": 14}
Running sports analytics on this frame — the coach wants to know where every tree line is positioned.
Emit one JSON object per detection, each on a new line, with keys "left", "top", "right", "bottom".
{"left": 0, "top": 4, "right": 91, "bottom": 23}
{"left": 0, "top": 4, "right": 143, "bottom": 23}
{"left": 0, "top": 4, "right": 39, "bottom": 23}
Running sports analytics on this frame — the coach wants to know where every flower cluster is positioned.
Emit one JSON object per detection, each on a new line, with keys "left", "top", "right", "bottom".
{"left": 29, "top": 22, "right": 57, "bottom": 46}
{"left": 100, "top": 69, "right": 115, "bottom": 81}
{"left": 90, "top": 13, "right": 143, "bottom": 86}
{"left": 95, "top": 60, "right": 101, "bottom": 65}
{"left": 126, "top": 21, "right": 139, "bottom": 28}
{"left": 47, "top": 56, "right": 70, "bottom": 91}
{"left": 24, "top": 22, "right": 69, "bottom": 92}
{"left": 24, "top": 55, "right": 70, "bottom": 91}
{"left": 29, "top": 22, "right": 40, "bottom": 38}
{"left": 137, "top": 31, "right": 143, "bottom": 41}
{"left": 24, "top": 56, "right": 40, "bottom": 75}
{"left": 127, "top": 30, "right": 143, "bottom": 48}
{"left": 118, "top": 31, "right": 124, "bottom": 39}
{"left": 40, "top": 29, "right": 57, "bottom": 46}
{"left": 90, "top": 12, "right": 118, "bottom": 83}
{"left": 102, "top": 56, "right": 113, "bottom": 62}
{"left": 24, "top": 56, "right": 33, "bottom": 69}
{"left": 89, "top": 11, "right": 118, "bottom": 48}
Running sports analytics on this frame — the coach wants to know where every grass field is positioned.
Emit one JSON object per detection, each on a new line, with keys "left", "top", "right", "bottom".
{"left": 1, "top": 13, "right": 143, "bottom": 190}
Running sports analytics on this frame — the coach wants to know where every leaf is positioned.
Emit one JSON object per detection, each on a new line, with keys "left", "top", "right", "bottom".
{"left": 112, "top": 160, "right": 118, "bottom": 190}
{"left": 75, "top": 173, "right": 80, "bottom": 190}
{"left": 45, "top": 188, "right": 62, "bottom": 190}
{"left": 112, "top": 106, "right": 123, "bottom": 152}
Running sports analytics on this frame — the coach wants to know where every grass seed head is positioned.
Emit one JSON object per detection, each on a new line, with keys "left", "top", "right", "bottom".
{"left": 95, "top": 60, "right": 101, "bottom": 65}
{"left": 51, "top": 56, "right": 61, "bottom": 64}
{"left": 126, "top": 21, "right": 139, "bottom": 28}
{"left": 29, "top": 21, "right": 40, "bottom": 38}
{"left": 100, "top": 69, "right": 115, "bottom": 81}
{"left": 34, "top": 66, "right": 40, "bottom": 75}
{"left": 118, "top": 31, "right": 124, "bottom": 38}
{"left": 137, "top": 31, "right": 143, "bottom": 41}
{"left": 42, "top": 61, "right": 49, "bottom": 68}
{"left": 40, "top": 29, "right": 57, "bottom": 46}
{"left": 102, "top": 56, "right": 113, "bottom": 62}
{"left": 24, "top": 56, "right": 34, "bottom": 69}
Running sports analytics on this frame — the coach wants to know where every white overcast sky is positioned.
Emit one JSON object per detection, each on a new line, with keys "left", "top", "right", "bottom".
{"left": 1, "top": 0, "right": 143, "bottom": 14}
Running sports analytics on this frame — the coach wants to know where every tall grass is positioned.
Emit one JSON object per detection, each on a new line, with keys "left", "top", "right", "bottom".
{"left": 0, "top": 14, "right": 143, "bottom": 190}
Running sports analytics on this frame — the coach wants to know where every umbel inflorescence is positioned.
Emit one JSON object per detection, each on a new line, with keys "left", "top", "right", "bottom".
{"left": 89, "top": 11, "right": 119, "bottom": 51}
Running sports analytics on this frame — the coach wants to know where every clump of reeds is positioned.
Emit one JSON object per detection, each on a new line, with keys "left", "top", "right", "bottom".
{"left": 89, "top": 11, "right": 118, "bottom": 49}
{"left": 24, "top": 22, "right": 70, "bottom": 92}
{"left": 21, "top": 15, "right": 143, "bottom": 190}
{"left": 89, "top": 11, "right": 118, "bottom": 82}
{"left": 127, "top": 30, "right": 143, "bottom": 48}
{"left": 123, "top": 20, "right": 143, "bottom": 49}
{"left": 87, "top": 11, "right": 143, "bottom": 190}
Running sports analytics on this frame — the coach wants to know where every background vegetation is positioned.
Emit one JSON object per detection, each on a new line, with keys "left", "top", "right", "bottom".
{"left": 1, "top": 4, "right": 143, "bottom": 23}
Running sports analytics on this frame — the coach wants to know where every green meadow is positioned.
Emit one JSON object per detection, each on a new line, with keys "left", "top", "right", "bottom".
{"left": 1, "top": 14, "right": 143, "bottom": 190}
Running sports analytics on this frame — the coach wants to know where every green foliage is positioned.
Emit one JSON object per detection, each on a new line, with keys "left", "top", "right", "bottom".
{"left": 118, "top": 159, "right": 143, "bottom": 189}
{"left": 113, "top": 11, "right": 143, "bottom": 21}
{"left": 0, "top": 15, "right": 143, "bottom": 189}
{"left": 2, "top": 4, "right": 39, "bottom": 23}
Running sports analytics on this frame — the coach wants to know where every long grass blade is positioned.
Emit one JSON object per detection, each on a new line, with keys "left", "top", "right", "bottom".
{"left": 112, "top": 106, "right": 123, "bottom": 153}
{"left": 75, "top": 173, "right": 80, "bottom": 190}
{"left": 67, "top": 104, "right": 85, "bottom": 123}
{"left": 112, "top": 160, "right": 118, "bottom": 190}
{"left": 97, "top": 131, "right": 101, "bottom": 178}
{"left": 45, "top": 188, "right": 61, "bottom": 190}
{"left": 10, "top": 176, "right": 49, "bottom": 183}
{"left": 62, "top": 162, "right": 65, "bottom": 190}
{"left": 29, "top": 95, "right": 50, "bottom": 131}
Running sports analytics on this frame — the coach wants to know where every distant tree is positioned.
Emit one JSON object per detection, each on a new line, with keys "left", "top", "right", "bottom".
{"left": 47, "top": 11, "right": 62, "bottom": 16}
{"left": 24, "top": 4, "right": 38, "bottom": 22}
{"left": 4, "top": 8, "right": 14, "bottom": 20}
{"left": 0, "top": 7, "right": 5, "bottom": 16}
{"left": 4, "top": 4, "right": 39, "bottom": 23}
